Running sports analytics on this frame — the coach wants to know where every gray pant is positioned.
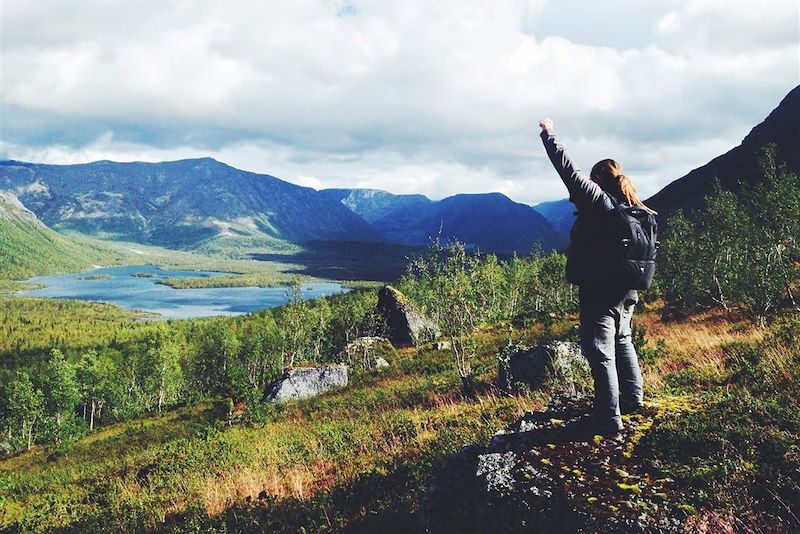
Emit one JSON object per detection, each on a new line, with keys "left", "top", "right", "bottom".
{"left": 579, "top": 288, "right": 643, "bottom": 427}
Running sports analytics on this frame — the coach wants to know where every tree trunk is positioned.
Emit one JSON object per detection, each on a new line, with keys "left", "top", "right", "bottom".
{"left": 90, "top": 400, "right": 96, "bottom": 431}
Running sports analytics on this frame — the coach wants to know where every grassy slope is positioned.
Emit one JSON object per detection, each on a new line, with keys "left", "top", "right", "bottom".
{"left": 0, "top": 216, "right": 131, "bottom": 281}
{"left": 0, "top": 303, "right": 797, "bottom": 532}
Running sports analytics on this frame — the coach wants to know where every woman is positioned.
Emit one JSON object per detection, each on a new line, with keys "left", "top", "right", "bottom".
{"left": 538, "top": 117, "right": 656, "bottom": 435}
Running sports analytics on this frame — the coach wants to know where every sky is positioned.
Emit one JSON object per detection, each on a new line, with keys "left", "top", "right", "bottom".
{"left": 1, "top": 0, "right": 798, "bottom": 205}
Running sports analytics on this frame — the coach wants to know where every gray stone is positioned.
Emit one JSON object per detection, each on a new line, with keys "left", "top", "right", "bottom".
{"left": 498, "top": 341, "right": 589, "bottom": 395}
{"left": 422, "top": 394, "right": 686, "bottom": 533}
{"left": 374, "top": 357, "right": 390, "bottom": 368}
{"left": 340, "top": 336, "right": 393, "bottom": 370}
{"left": 377, "top": 285, "right": 440, "bottom": 347}
{"left": 264, "top": 365, "right": 348, "bottom": 402}
{"left": 434, "top": 340, "right": 451, "bottom": 350}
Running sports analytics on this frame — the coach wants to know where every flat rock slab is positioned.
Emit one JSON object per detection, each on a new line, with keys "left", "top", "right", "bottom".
{"left": 423, "top": 394, "right": 698, "bottom": 533}
{"left": 265, "top": 365, "right": 348, "bottom": 402}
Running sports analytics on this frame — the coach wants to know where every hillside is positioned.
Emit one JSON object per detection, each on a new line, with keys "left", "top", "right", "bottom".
{"left": 647, "top": 84, "right": 800, "bottom": 222}
{"left": 0, "top": 159, "right": 382, "bottom": 250}
{"left": 0, "top": 294, "right": 796, "bottom": 532}
{"left": 0, "top": 192, "right": 131, "bottom": 280}
{"left": 326, "top": 189, "right": 567, "bottom": 254}
{"left": 532, "top": 198, "right": 574, "bottom": 243}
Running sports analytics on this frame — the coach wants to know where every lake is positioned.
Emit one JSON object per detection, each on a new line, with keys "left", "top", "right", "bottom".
{"left": 16, "top": 264, "right": 348, "bottom": 320}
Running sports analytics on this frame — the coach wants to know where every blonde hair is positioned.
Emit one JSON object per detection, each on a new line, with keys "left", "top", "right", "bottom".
{"left": 590, "top": 159, "right": 657, "bottom": 215}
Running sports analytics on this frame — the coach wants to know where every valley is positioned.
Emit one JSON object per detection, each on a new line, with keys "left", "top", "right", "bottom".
{"left": 0, "top": 85, "right": 797, "bottom": 532}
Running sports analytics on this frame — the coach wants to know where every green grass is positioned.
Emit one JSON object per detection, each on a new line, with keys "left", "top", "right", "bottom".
{"left": 0, "top": 293, "right": 797, "bottom": 531}
{"left": 0, "top": 335, "right": 548, "bottom": 532}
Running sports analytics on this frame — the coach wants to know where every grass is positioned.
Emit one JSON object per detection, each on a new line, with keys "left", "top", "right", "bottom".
{"left": 0, "top": 342, "right": 547, "bottom": 532}
{"left": 0, "top": 300, "right": 797, "bottom": 532}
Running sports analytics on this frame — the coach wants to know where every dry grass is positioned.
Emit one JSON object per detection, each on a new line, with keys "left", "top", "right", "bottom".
{"left": 635, "top": 303, "right": 767, "bottom": 389}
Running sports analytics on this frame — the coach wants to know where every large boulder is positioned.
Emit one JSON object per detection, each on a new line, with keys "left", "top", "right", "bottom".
{"left": 377, "top": 285, "right": 440, "bottom": 348}
{"left": 264, "top": 365, "right": 348, "bottom": 402}
{"left": 498, "top": 341, "right": 590, "bottom": 395}
{"left": 422, "top": 395, "right": 694, "bottom": 533}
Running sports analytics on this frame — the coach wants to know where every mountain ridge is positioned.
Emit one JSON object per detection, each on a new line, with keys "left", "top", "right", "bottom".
{"left": 322, "top": 187, "right": 567, "bottom": 254}
{"left": 0, "top": 158, "right": 382, "bottom": 249}
{"left": 646, "top": 84, "right": 800, "bottom": 222}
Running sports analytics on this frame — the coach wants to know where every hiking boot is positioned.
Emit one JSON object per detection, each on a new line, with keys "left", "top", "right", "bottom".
{"left": 568, "top": 414, "right": 623, "bottom": 440}
{"left": 620, "top": 401, "right": 645, "bottom": 415}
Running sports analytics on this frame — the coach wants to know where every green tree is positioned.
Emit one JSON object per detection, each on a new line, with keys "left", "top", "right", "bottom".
{"left": 194, "top": 322, "right": 241, "bottom": 398}
{"left": 77, "top": 350, "right": 119, "bottom": 430}
{"left": 140, "top": 328, "right": 186, "bottom": 412}
{"left": 279, "top": 277, "right": 314, "bottom": 369}
{"left": 6, "top": 371, "right": 44, "bottom": 450}
{"left": 40, "top": 349, "right": 80, "bottom": 443}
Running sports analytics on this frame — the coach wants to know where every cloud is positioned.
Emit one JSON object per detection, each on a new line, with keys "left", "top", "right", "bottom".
{"left": 1, "top": 0, "right": 798, "bottom": 204}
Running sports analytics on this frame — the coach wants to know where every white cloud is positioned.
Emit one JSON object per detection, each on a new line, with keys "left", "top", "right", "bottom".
{"left": 1, "top": 0, "right": 798, "bottom": 204}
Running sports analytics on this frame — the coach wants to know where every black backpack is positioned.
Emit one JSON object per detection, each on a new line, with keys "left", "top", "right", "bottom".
{"left": 566, "top": 198, "right": 659, "bottom": 290}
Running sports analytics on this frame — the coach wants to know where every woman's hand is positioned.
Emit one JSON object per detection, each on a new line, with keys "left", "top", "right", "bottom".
{"left": 539, "top": 117, "right": 553, "bottom": 131}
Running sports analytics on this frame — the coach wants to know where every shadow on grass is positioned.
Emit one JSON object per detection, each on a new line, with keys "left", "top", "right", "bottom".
{"left": 166, "top": 455, "right": 433, "bottom": 533}
{"left": 249, "top": 240, "right": 425, "bottom": 282}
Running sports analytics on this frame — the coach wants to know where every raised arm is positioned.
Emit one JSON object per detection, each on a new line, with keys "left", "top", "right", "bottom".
{"left": 538, "top": 118, "right": 607, "bottom": 210}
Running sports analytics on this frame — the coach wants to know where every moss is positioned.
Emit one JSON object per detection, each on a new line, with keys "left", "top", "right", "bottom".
{"left": 617, "top": 483, "right": 642, "bottom": 494}
{"left": 678, "top": 504, "right": 698, "bottom": 516}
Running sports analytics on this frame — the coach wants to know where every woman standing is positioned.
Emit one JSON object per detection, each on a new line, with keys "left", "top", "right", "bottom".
{"left": 539, "top": 117, "right": 657, "bottom": 435}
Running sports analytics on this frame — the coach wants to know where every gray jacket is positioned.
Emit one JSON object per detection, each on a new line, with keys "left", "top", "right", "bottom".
{"left": 540, "top": 128, "right": 615, "bottom": 214}
{"left": 540, "top": 128, "right": 636, "bottom": 301}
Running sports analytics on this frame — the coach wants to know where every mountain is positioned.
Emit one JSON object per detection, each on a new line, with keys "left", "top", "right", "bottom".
{"left": 326, "top": 188, "right": 566, "bottom": 254}
{"left": 0, "top": 158, "right": 381, "bottom": 249}
{"left": 532, "top": 198, "right": 574, "bottom": 243}
{"left": 0, "top": 192, "right": 127, "bottom": 279}
{"left": 318, "top": 188, "right": 433, "bottom": 223}
{"left": 647, "top": 85, "right": 800, "bottom": 222}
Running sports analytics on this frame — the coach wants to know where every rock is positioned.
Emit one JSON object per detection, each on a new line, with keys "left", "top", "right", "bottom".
{"left": 377, "top": 285, "right": 440, "bottom": 347}
{"left": 340, "top": 336, "right": 393, "bottom": 370}
{"left": 423, "top": 394, "right": 693, "bottom": 533}
{"left": 434, "top": 340, "right": 451, "bottom": 351}
{"left": 264, "top": 365, "right": 348, "bottom": 402}
{"left": 374, "top": 357, "right": 390, "bottom": 368}
{"left": 498, "top": 341, "right": 590, "bottom": 395}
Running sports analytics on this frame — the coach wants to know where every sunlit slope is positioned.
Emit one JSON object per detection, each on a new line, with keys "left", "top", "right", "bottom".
{"left": 0, "top": 192, "right": 128, "bottom": 279}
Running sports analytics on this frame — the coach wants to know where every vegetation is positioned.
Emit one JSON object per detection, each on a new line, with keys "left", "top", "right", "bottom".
{"left": 400, "top": 240, "right": 575, "bottom": 392}
{"left": 659, "top": 146, "right": 800, "bottom": 321}
{"left": 0, "top": 145, "right": 798, "bottom": 531}
{"left": 0, "top": 214, "right": 129, "bottom": 281}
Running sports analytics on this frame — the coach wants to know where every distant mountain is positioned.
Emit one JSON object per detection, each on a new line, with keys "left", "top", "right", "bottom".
{"left": 319, "top": 188, "right": 433, "bottom": 223}
{"left": 532, "top": 199, "right": 574, "bottom": 243}
{"left": 326, "top": 188, "right": 566, "bottom": 254}
{"left": 0, "top": 158, "right": 381, "bottom": 249}
{"left": 647, "top": 85, "right": 800, "bottom": 222}
{"left": 0, "top": 192, "right": 126, "bottom": 279}
{"left": 0, "top": 158, "right": 567, "bottom": 257}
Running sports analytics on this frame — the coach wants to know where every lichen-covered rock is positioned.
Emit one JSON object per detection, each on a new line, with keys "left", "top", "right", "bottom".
{"left": 423, "top": 394, "right": 697, "bottom": 533}
{"left": 498, "top": 341, "right": 590, "bottom": 395}
{"left": 434, "top": 340, "right": 451, "bottom": 351}
{"left": 377, "top": 285, "right": 440, "bottom": 348}
{"left": 264, "top": 365, "right": 348, "bottom": 402}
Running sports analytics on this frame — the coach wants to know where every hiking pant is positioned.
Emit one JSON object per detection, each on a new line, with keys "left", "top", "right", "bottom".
{"left": 579, "top": 288, "right": 644, "bottom": 427}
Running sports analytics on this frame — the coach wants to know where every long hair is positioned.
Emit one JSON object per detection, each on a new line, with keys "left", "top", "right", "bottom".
{"left": 590, "top": 159, "right": 657, "bottom": 215}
